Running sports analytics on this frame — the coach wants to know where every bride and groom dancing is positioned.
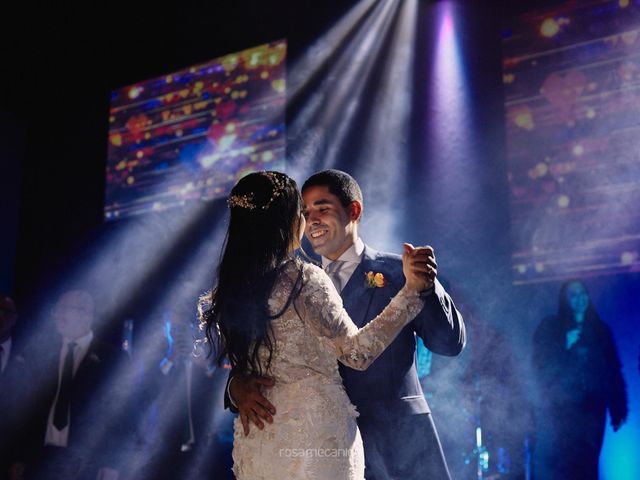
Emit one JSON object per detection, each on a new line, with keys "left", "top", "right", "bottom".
{"left": 200, "top": 169, "right": 465, "bottom": 479}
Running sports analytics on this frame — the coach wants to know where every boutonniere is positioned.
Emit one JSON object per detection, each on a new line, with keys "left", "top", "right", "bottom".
{"left": 365, "top": 271, "right": 386, "bottom": 288}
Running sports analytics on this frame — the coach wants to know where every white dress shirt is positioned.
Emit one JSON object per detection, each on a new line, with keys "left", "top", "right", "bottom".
{"left": 0, "top": 337, "right": 11, "bottom": 374}
{"left": 45, "top": 330, "right": 94, "bottom": 447}
{"left": 321, "top": 237, "right": 365, "bottom": 292}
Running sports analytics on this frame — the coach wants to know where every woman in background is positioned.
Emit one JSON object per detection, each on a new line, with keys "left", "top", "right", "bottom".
{"left": 533, "top": 280, "right": 628, "bottom": 480}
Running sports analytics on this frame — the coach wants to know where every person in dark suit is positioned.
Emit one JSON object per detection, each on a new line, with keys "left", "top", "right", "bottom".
{"left": 0, "top": 294, "right": 29, "bottom": 480}
{"left": 132, "top": 308, "right": 234, "bottom": 480}
{"left": 227, "top": 169, "right": 466, "bottom": 479}
{"left": 0, "top": 295, "right": 18, "bottom": 376}
{"left": 15, "top": 290, "right": 129, "bottom": 480}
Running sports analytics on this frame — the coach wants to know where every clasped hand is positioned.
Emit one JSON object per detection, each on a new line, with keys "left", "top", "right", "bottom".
{"left": 403, "top": 243, "right": 437, "bottom": 292}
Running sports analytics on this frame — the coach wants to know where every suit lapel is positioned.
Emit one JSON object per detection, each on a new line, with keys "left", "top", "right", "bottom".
{"left": 74, "top": 339, "right": 99, "bottom": 385}
{"left": 341, "top": 246, "right": 379, "bottom": 327}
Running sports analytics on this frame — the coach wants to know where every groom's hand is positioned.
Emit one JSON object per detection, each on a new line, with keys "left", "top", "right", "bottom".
{"left": 230, "top": 374, "right": 276, "bottom": 435}
{"left": 403, "top": 243, "right": 438, "bottom": 292}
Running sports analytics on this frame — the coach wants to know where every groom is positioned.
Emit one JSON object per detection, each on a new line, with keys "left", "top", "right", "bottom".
{"left": 228, "top": 169, "right": 465, "bottom": 479}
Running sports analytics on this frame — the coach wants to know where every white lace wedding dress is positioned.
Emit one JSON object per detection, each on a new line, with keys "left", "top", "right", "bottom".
{"left": 231, "top": 261, "right": 423, "bottom": 480}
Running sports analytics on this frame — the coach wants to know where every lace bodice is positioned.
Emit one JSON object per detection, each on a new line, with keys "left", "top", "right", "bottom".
{"left": 262, "top": 260, "right": 424, "bottom": 381}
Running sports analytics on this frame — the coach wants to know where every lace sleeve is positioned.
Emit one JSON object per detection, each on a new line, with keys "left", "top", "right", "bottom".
{"left": 298, "top": 264, "right": 424, "bottom": 370}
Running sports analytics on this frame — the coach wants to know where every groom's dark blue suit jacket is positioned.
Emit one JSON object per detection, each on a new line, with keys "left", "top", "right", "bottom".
{"left": 339, "top": 245, "right": 465, "bottom": 417}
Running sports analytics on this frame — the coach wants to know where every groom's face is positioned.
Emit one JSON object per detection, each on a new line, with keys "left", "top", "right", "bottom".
{"left": 302, "top": 185, "right": 356, "bottom": 260}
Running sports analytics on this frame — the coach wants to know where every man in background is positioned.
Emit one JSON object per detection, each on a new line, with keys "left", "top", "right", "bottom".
{"left": 15, "top": 290, "right": 129, "bottom": 480}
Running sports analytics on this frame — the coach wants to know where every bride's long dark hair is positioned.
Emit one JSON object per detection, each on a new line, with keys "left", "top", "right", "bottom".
{"left": 199, "top": 171, "right": 304, "bottom": 376}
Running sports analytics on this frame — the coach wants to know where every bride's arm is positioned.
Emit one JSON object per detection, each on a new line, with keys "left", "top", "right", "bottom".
{"left": 299, "top": 264, "right": 424, "bottom": 370}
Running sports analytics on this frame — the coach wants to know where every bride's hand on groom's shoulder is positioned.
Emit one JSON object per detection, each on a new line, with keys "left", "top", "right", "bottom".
{"left": 403, "top": 243, "right": 438, "bottom": 293}
{"left": 231, "top": 374, "right": 277, "bottom": 435}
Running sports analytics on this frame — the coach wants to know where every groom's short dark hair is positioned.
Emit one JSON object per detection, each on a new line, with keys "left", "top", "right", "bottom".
{"left": 301, "top": 169, "right": 363, "bottom": 213}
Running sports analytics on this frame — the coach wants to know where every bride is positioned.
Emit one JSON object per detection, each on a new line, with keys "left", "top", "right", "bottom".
{"left": 199, "top": 171, "right": 430, "bottom": 479}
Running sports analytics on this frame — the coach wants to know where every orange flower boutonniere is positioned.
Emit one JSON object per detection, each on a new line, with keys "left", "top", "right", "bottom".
{"left": 365, "top": 271, "right": 386, "bottom": 288}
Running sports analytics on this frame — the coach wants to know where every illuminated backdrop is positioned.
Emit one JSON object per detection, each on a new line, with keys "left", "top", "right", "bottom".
{"left": 503, "top": 0, "right": 640, "bottom": 284}
{"left": 105, "top": 40, "right": 286, "bottom": 221}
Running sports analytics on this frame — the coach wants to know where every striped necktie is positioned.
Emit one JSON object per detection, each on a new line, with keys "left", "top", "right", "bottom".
{"left": 325, "top": 260, "right": 347, "bottom": 292}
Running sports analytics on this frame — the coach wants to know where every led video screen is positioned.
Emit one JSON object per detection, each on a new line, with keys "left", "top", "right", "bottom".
{"left": 105, "top": 40, "right": 286, "bottom": 221}
{"left": 502, "top": 1, "right": 640, "bottom": 284}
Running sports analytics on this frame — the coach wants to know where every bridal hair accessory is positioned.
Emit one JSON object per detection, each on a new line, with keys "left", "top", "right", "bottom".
{"left": 228, "top": 171, "right": 287, "bottom": 211}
